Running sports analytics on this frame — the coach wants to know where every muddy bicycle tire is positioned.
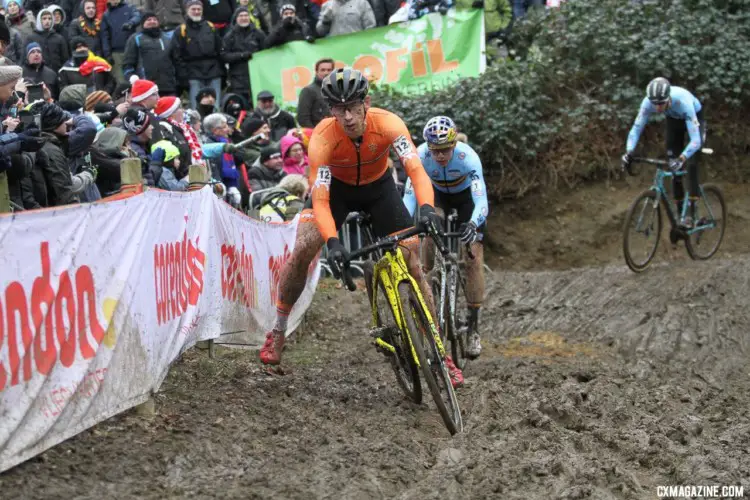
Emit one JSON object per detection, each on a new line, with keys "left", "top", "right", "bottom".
{"left": 365, "top": 262, "right": 422, "bottom": 403}
{"left": 398, "top": 282, "right": 463, "bottom": 435}
{"left": 685, "top": 184, "right": 726, "bottom": 261}
{"left": 448, "top": 268, "right": 469, "bottom": 370}
{"left": 623, "top": 189, "right": 662, "bottom": 273}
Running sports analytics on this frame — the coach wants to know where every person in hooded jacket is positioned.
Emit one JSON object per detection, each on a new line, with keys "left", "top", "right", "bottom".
{"left": 279, "top": 133, "right": 307, "bottom": 175}
{"left": 222, "top": 7, "right": 264, "bottom": 104}
{"left": 100, "top": 0, "right": 140, "bottom": 78}
{"left": 5, "top": 0, "right": 36, "bottom": 40}
{"left": 171, "top": 0, "right": 224, "bottom": 109}
{"left": 245, "top": 89, "right": 295, "bottom": 142}
{"left": 90, "top": 125, "right": 125, "bottom": 196}
{"left": 122, "top": 12, "right": 177, "bottom": 95}
{"left": 26, "top": 7, "right": 68, "bottom": 70}
{"left": 268, "top": 0, "right": 316, "bottom": 28}
{"left": 67, "top": 0, "right": 102, "bottom": 55}
{"left": 57, "top": 40, "right": 116, "bottom": 93}
{"left": 264, "top": 4, "right": 313, "bottom": 48}
{"left": 48, "top": 3, "right": 68, "bottom": 41}
{"left": 22, "top": 42, "right": 58, "bottom": 97}
{"left": 221, "top": 92, "right": 248, "bottom": 135}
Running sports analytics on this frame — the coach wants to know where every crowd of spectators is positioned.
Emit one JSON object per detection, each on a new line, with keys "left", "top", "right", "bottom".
{"left": 0, "top": 0, "right": 544, "bottom": 219}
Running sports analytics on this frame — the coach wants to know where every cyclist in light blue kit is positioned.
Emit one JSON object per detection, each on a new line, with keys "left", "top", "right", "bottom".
{"left": 622, "top": 77, "right": 706, "bottom": 227}
{"left": 403, "top": 116, "right": 489, "bottom": 358}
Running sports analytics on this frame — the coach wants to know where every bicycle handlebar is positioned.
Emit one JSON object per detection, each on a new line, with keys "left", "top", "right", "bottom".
{"left": 632, "top": 157, "right": 669, "bottom": 166}
{"left": 337, "top": 221, "right": 447, "bottom": 291}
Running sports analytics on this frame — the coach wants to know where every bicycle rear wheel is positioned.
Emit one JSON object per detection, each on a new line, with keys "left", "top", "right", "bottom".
{"left": 448, "top": 267, "right": 469, "bottom": 370}
{"left": 623, "top": 189, "right": 662, "bottom": 273}
{"left": 398, "top": 282, "right": 462, "bottom": 435}
{"left": 685, "top": 184, "right": 726, "bottom": 261}
{"left": 372, "top": 273, "right": 422, "bottom": 403}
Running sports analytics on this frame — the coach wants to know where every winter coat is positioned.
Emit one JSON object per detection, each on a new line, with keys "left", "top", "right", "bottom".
{"left": 100, "top": 1, "right": 140, "bottom": 56}
{"left": 246, "top": 105, "right": 296, "bottom": 142}
{"left": 36, "top": 132, "right": 78, "bottom": 206}
{"left": 158, "top": 165, "right": 188, "bottom": 191}
{"left": 201, "top": 0, "right": 236, "bottom": 28}
{"left": 6, "top": 7, "right": 36, "bottom": 40}
{"left": 170, "top": 18, "right": 224, "bottom": 80}
{"left": 296, "top": 76, "right": 329, "bottom": 128}
{"left": 144, "top": 0, "right": 184, "bottom": 31}
{"left": 247, "top": 162, "right": 285, "bottom": 193}
{"left": 264, "top": 16, "right": 311, "bottom": 48}
{"left": 122, "top": 29, "right": 177, "bottom": 93}
{"left": 7, "top": 151, "right": 41, "bottom": 210}
{"left": 0, "top": 130, "right": 22, "bottom": 186}
{"left": 158, "top": 119, "right": 193, "bottom": 170}
{"left": 368, "top": 0, "right": 387, "bottom": 26}
{"left": 27, "top": 8, "right": 69, "bottom": 71}
{"left": 57, "top": 56, "right": 116, "bottom": 94}
{"left": 280, "top": 135, "right": 307, "bottom": 175}
{"left": 6, "top": 27, "right": 25, "bottom": 64}
{"left": 128, "top": 138, "right": 162, "bottom": 187}
{"left": 90, "top": 126, "right": 127, "bottom": 196}
{"left": 48, "top": 3, "right": 69, "bottom": 38}
{"left": 316, "top": 0, "right": 375, "bottom": 37}
{"left": 269, "top": 0, "right": 317, "bottom": 26}
{"left": 68, "top": 15, "right": 103, "bottom": 55}
{"left": 22, "top": 62, "right": 59, "bottom": 98}
{"left": 222, "top": 9, "right": 265, "bottom": 97}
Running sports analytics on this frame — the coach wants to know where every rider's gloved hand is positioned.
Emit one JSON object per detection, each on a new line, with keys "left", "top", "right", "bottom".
{"left": 669, "top": 156, "right": 685, "bottom": 172}
{"left": 326, "top": 237, "right": 349, "bottom": 279}
{"left": 621, "top": 152, "right": 633, "bottom": 172}
{"left": 459, "top": 221, "right": 478, "bottom": 245}
{"left": 418, "top": 204, "right": 443, "bottom": 234}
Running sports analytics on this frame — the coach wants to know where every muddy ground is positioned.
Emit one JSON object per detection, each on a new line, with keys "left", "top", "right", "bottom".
{"left": 2, "top": 173, "right": 750, "bottom": 499}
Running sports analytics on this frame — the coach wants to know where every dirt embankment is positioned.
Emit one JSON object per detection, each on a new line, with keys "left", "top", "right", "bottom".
{"left": 2, "top": 176, "right": 750, "bottom": 499}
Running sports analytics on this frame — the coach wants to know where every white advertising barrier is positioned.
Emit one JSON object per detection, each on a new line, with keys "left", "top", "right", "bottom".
{"left": 0, "top": 187, "right": 320, "bottom": 473}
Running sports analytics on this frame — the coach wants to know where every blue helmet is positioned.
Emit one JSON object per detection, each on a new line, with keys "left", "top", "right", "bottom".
{"left": 423, "top": 116, "right": 457, "bottom": 148}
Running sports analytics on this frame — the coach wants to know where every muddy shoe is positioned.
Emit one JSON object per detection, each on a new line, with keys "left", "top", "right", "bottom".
{"left": 466, "top": 332, "right": 482, "bottom": 359}
{"left": 444, "top": 355, "right": 464, "bottom": 388}
{"left": 260, "top": 330, "right": 285, "bottom": 365}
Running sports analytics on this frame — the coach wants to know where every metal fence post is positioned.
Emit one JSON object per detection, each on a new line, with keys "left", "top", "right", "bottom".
{"left": 190, "top": 164, "right": 215, "bottom": 358}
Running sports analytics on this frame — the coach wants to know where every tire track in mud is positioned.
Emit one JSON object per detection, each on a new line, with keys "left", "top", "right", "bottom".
{"left": 2, "top": 259, "right": 750, "bottom": 499}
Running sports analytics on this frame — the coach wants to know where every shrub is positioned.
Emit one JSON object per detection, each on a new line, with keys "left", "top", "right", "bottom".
{"left": 371, "top": 0, "right": 750, "bottom": 198}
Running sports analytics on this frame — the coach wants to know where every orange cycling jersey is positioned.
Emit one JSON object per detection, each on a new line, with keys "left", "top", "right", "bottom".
{"left": 308, "top": 107, "right": 434, "bottom": 241}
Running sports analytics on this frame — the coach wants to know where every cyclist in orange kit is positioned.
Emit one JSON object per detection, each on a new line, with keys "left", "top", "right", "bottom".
{"left": 260, "top": 68, "right": 464, "bottom": 387}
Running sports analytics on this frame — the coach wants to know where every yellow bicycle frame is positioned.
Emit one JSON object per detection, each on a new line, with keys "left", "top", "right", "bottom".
{"left": 369, "top": 247, "right": 448, "bottom": 367}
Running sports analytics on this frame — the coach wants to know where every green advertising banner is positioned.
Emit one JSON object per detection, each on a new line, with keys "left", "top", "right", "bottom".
{"left": 248, "top": 9, "right": 485, "bottom": 106}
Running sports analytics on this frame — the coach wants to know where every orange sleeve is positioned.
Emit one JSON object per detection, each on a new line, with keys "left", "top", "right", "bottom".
{"left": 308, "top": 131, "right": 338, "bottom": 242}
{"left": 387, "top": 114, "right": 434, "bottom": 208}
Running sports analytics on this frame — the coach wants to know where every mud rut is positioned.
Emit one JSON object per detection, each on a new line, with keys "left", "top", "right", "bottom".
{"left": 2, "top": 249, "right": 750, "bottom": 499}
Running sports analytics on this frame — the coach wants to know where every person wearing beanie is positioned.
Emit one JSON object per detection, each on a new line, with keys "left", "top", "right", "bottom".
{"left": 100, "top": 0, "right": 141, "bottom": 79}
{"left": 173, "top": 0, "right": 224, "bottom": 109}
{"left": 142, "top": 0, "right": 184, "bottom": 32}
{"left": 195, "top": 86, "right": 217, "bottom": 118}
{"left": 67, "top": 0, "right": 103, "bottom": 56}
{"left": 27, "top": 7, "right": 69, "bottom": 72}
{"left": 221, "top": 7, "right": 265, "bottom": 105}
{"left": 122, "top": 13, "right": 177, "bottom": 96}
{"left": 21, "top": 41, "right": 59, "bottom": 99}
{"left": 122, "top": 106, "right": 163, "bottom": 186}
{"left": 265, "top": 3, "right": 314, "bottom": 49}
{"left": 37, "top": 102, "right": 99, "bottom": 206}
{"left": 155, "top": 95, "right": 202, "bottom": 168}
{"left": 150, "top": 139, "right": 188, "bottom": 191}
{"left": 84, "top": 90, "right": 112, "bottom": 112}
{"left": 197, "top": 0, "right": 234, "bottom": 38}
{"left": 4, "top": 1, "right": 35, "bottom": 41}
{"left": 247, "top": 142, "right": 285, "bottom": 195}
{"left": 130, "top": 78, "right": 159, "bottom": 109}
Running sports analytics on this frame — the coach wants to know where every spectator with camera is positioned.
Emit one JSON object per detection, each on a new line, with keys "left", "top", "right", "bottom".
{"left": 22, "top": 42, "right": 58, "bottom": 98}
{"left": 264, "top": 4, "right": 314, "bottom": 48}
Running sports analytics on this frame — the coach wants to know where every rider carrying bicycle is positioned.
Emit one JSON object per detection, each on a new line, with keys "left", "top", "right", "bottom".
{"left": 622, "top": 77, "right": 706, "bottom": 227}
{"left": 403, "top": 116, "right": 489, "bottom": 359}
{"left": 259, "top": 68, "right": 465, "bottom": 387}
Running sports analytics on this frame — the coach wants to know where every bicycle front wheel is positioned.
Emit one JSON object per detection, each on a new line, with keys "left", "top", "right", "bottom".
{"left": 685, "top": 184, "right": 726, "bottom": 261}
{"left": 398, "top": 282, "right": 463, "bottom": 435}
{"left": 623, "top": 189, "right": 662, "bottom": 273}
{"left": 373, "top": 274, "right": 422, "bottom": 403}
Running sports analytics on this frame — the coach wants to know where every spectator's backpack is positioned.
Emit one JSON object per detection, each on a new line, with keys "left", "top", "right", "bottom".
{"left": 257, "top": 191, "right": 304, "bottom": 223}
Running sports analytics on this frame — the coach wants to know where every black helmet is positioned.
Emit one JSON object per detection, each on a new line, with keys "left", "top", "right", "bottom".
{"left": 646, "top": 77, "right": 671, "bottom": 104}
{"left": 321, "top": 68, "right": 369, "bottom": 106}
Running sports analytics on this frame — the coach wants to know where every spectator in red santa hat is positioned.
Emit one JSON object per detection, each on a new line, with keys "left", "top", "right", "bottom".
{"left": 129, "top": 77, "right": 164, "bottom": 142}
{"left": 154, "top": 95, "right": 202, "bottom": 169}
